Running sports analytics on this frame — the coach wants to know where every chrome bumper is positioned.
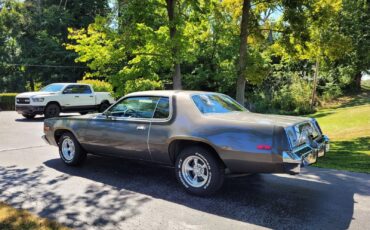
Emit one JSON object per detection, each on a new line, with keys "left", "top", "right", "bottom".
{"left": 283, "top": 135, "right": 330, "bottom": 174}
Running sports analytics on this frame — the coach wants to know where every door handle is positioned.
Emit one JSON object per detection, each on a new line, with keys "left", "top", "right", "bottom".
{"left": 136, "top": 125, "right": 146, "bottom": 130}
{"left": 89, "top": 95, "right": 94, "bottom": 98}
{"left": 75, "top": 95, "right": 79, "bottom": 98}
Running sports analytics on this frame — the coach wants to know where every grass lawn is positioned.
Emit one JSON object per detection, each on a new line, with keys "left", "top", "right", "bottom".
{"left": 0, "top": 202, "right": 68, "bottom": 230}
{"left": 310, "top": 86, "right": 370, "bottom": 173}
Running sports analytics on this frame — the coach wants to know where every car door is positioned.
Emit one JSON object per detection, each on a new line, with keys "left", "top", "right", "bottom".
{"left": 62, "top": 85, "right": 95, "bottom": 109}
{"left": 78, "top": 85, "right": 95, "bottom": 108}
{"left": 147, "top": 97, "right": 173, "bottom": 164}
{"left": 61, "top": 85, "right": 80, "bottom": 108}
{"left": 80, "top": 96, "right": 160, "bottom": 161}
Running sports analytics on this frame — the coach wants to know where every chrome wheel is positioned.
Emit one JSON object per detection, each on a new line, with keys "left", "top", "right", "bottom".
{"left": 61, "top": 137, "right": 75, "bottom": 161}
{"left": 181, "top": 155, "right": 209, "bottom": 188}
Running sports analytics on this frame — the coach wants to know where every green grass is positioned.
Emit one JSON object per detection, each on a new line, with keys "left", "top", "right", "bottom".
{"left": 0, "top": 202, "right": 68, "bottom": 230}
{"left": 310, "top": 86, "right": 370, "bottom": 173}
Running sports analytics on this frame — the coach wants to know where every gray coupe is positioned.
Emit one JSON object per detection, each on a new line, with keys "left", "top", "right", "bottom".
{"left": 42, "top": 90, "right": 329, "bottom": 195}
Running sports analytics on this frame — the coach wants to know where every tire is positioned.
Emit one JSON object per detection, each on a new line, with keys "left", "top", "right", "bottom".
{"left": 22, "top": 114, "right": 35, "bottom": 119}
{"left": 175, "top": 146, "right": 225, "bottom": 196}
{"left": 58, "top": 132, "right": 86, "bottom": 166}
{"left": 44, "top": 103, "right": 60, "bottom": 118}
{"left": 80, "top": 112, "right": 88, "bottom": 115}
{"left": 98, "top": 101, "right": 110, "bottom": 112}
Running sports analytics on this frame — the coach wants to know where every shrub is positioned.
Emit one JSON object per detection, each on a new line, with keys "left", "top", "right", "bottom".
{"left": 0, "top": 93, "right": 17, "bottom": 111}
{"left": 77, "top": 79, "right": 113, "bottom": 93}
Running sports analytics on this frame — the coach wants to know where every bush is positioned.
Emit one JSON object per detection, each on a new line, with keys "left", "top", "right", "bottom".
{"left": 248, "top": 75, "right": 314, "bottom": 115}
{"left": 77, "top": 79, "right": 113, "bottom": 93}
{"left": 0, "top": 93, "right": 17, "bottom": 111}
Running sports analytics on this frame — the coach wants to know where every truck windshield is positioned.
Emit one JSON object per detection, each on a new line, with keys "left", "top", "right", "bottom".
{"left": 192, "top": 94, "right": 247, "bottom": 114}
{"left": 40, "top": 84, "right": 65, "bottom": 92}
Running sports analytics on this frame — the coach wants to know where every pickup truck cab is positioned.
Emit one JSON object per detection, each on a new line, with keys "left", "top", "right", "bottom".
{"left": 15, "top": 83, "right": 115, "bottom": 119}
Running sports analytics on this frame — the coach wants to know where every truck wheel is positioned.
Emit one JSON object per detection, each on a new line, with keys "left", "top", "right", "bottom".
{"left": 99, "top": 102, "right": 110, "bottom": 112}
{"left": 22, "top": 114, "right": 35, "bottom": 119}
{"left": 44, "top": 103, "right": 60, "bottom": 118}
{"left": 58, "top": 132, "right": 86, "bottom": 166}
{"left": 175, "top": 146, "right": 225, "bottom": 196}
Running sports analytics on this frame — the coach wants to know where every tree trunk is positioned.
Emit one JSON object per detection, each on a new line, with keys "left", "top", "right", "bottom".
{"left": 166, "top": 0, "right": 182, "bottom": 89}
{"left": 354, "top": 72, "right": 362, "bottom": 91}
{"left": 310, "top": 58, "right": 319, "bottom": 110}
{"left": 235, "top": 0, "right": 251, "bottom": 105}
{"left": 29, "top": 75, "right": 35, "bottom": 91}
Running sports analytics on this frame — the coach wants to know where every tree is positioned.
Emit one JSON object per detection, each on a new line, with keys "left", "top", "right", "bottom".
{"left": 166, "top": 0, "right": 182, "bottom": 89}
{"left": 340, "top": 0, "right": 370, "bottom": 91}
{"left": 235, "top": 0, "right": 251, "bottom": 105}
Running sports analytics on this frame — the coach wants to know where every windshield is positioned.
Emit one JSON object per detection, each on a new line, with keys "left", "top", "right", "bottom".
{"left": 39, "top": 84, "right": 65, "bottom": 92}
{"left": 192, "top": 94, "right": 247, "bottom": 114}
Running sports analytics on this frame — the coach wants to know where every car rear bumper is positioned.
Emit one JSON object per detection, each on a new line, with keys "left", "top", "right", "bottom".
{"left": 283, "top": 135, "right": 330, "bottom": 174}
{"left": 15, "top": 105, "right": 44, "bottom": 115}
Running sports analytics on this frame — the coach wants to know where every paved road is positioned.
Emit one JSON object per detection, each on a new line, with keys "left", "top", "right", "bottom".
{"left": 0, "top": 111, "right": 369, "bottom": 230}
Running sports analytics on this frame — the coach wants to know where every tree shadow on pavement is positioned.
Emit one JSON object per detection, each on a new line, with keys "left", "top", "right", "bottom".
{"left": 0, "top": 164, "right": 148, "bottom": 229}
{"left": 1, "top": 156, "right": 368, "bottom": 229}
{"left": 39, "top": 155, "right": 370, "bottom": 229}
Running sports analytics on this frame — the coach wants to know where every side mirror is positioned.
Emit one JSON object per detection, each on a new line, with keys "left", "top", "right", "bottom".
{"left": 104, "top": 110, "right": 112, "bottom": 119}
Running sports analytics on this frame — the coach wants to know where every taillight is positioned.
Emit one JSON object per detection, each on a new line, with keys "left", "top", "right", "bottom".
{"left": 257, "top": 145, "right": 272, "bottom": 150}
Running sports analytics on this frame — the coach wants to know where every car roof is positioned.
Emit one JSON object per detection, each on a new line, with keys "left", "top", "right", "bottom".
{"left": 49, "top": 83, "right": 90, "bottom": 86}
{"left": 125, "top": 90, "right": 222, "bottom": 97}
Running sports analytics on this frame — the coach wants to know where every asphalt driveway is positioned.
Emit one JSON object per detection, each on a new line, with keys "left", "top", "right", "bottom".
{"left": 0, "top": 111, "right": 369, "bottom": 230}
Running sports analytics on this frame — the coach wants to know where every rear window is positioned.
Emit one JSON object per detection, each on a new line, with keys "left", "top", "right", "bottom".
{"left": 192, "top": 94, "right": 246, "bottom": 114}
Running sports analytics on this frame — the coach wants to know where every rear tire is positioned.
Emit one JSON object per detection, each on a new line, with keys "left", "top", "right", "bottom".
{"left": 99, "top": 101, "right": 110, "bottom": 112}
{"left": 22, "top": 114, "right": 35, "bottom": 119}
{"left": 44, "top": 103, "right": 60, "bottom": 118}
{"left": 58, "top": 132, "right": 86, "bottom": 166}
{"left": 175, "top": 146, "right": 225, "bottom": 196}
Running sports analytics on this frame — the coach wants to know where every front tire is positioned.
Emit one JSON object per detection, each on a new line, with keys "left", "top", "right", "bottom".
{"left": 22, "top": 114, "right": 35, "bottom": 119}
{"left": 175, "top": 146, "right": 225, "bottom": 196}
{"left": 44, "top": 103, "right": 60, "bottom": 118}
{"left": 58, "top": 132, "right": 86, "bottom": 166}
{"left": 99, "top": 101, "right": 110, "bottom": 112}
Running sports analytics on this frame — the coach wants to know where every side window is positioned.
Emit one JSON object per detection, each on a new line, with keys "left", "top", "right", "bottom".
{"left": 81, "top": 85, "right": 92, "bottom": 94}
{"left": 63, "top": 85, "right": 92, "bottom": 94}
{"left": 109, "top": 96, "right": 159, "bottom": 119}
{"left": 153, "top": 97, "right": 170, "bottom": 119}
{"left": 63, "top": 85, "right": 80, "bottom": 94}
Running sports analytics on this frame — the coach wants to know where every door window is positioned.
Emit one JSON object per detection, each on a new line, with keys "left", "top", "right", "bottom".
{"left": 109, "top": 96, "right": 160, "bottom": 119}
{"left": 63, "top": 85, "right": 92, "bottom": 94}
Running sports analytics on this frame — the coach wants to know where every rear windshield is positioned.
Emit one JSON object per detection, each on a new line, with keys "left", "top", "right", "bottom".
{"left": 192, "top": 94, "right": 247, "bottom": 114}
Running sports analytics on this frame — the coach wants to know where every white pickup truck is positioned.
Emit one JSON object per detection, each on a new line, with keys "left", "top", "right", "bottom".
{"left": 15, "top": 83, "right": 115, "bottom": 119}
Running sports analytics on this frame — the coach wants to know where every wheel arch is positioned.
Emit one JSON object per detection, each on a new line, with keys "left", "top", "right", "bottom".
{"left": 54, "top": 128, "right": 78, "bottom": 145}
{"left": 168, "top": 138, "right": 226, "bottom": 168}
{"left": 45, "top": 101, "right": 61, "bottom": 110}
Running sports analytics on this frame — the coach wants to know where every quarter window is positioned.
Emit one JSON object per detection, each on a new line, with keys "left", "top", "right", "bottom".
{"left": 153, "top": 97, "right": 170, "bottom": 119}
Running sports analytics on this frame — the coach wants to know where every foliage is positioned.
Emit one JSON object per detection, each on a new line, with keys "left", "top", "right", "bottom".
{"left": 311, "top": 89, "right": 370, "bottom": 173}
{"left": 0, "top": 0, "right": 109, "bottom": 92}
{"left": 0, "top": 0, "right": 369, "bottom": 115}
{"left": 77, "top": 79, "right": 113, "bottom": 93}
{"left": 0, "top": 93, "right": 17, "bottom": 110}
{"left": 0, "top": 201, "right": 69, "bottom": 230}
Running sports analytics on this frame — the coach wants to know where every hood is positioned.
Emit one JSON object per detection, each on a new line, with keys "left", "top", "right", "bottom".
{"left": 16, "top": 91, "right": 58, "bottom": 98}
{"left": 207, "top": 111, "right": 311, "bottom": 127}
